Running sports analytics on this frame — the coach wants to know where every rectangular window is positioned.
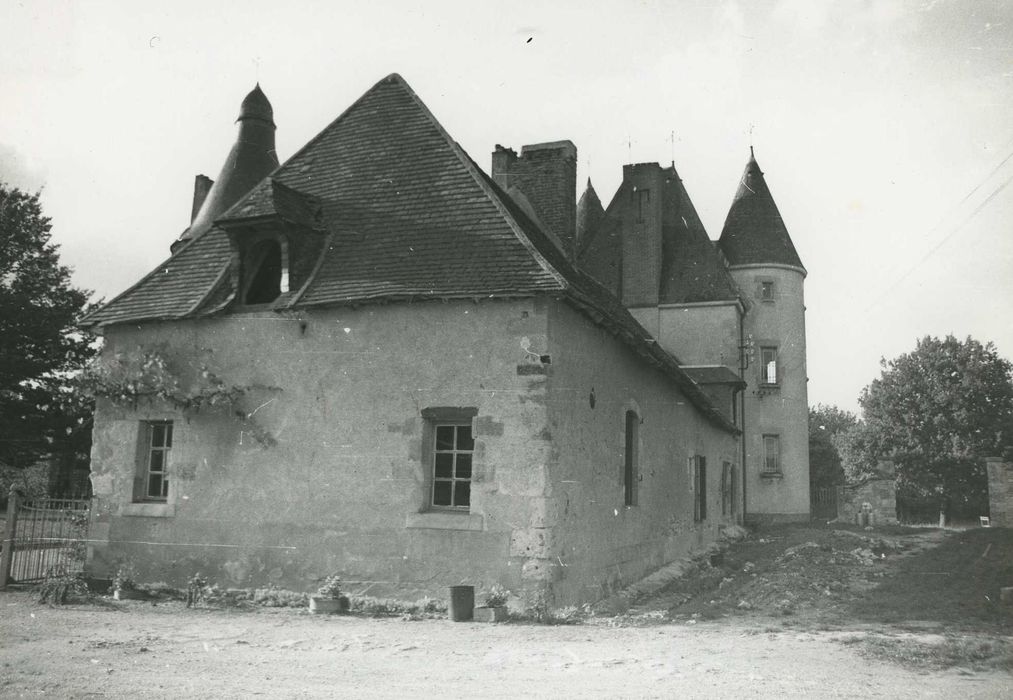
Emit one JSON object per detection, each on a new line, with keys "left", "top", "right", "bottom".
{"left": 624, "top": 410, "right": 639, "bottom": 506}
{"left": 431, "top": 423, "right": 474, "bottom": 509}
{"left": 760, "top": 281, "right": 774, "bottom": 301}
{"left": 140, "top": 421, "right": 172, "bottom": 501}
{"left": 721, "top": 461, "right": 732, "bottom": 516}
{"left": 762, "top": 434, "right": 781, "bottom": 475}
{"left": 760, "top": 346, "right": 778, "bottom": 385}
{"left": 693, "top": 455, "right": 707, "bottom": 522}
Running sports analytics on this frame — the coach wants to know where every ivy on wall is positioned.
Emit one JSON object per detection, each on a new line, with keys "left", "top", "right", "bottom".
{"left": 78, "top": 347, "right": 277, "bottom": 447}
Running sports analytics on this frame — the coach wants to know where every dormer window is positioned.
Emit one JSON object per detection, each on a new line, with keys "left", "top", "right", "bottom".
{"left": 242, "top": 238, "right": 288, "bottom": 305}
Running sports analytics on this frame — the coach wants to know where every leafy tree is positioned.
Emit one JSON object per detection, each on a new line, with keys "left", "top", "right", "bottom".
{"left": 0, "top": 183, "right": 95, "bottom": 491}
{"left": 808, "top": 404, "right": 857, "bottom": 487}
{"left": 858, "top": 335, "right": 1013, "bottom": 518}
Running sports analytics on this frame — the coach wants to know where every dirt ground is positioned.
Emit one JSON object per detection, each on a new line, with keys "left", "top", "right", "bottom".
{"left": 1, "top": 524, "right": 1011, "bottom": 699}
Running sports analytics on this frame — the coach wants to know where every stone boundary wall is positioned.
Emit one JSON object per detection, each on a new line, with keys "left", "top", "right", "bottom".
{"left": 838, "top": 461, "right": 897, "bottom": 525}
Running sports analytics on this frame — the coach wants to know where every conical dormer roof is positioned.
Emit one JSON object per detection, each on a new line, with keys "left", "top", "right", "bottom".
{"left": 173, "top": 84, "right": 280, "bottom": 250}
{"left": 576, "top": 178, "right": 604, "bottom": 246}
{"left": 718, "top": 150, "right": 804, "bottom": 271}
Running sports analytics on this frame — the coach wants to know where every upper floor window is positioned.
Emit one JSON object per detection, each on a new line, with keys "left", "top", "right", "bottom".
{"left": 760, "top": 346, "right": 778, "bottom": 385}
{"left": 760, "top": 281, "right": 774, "bottom": 301}
{"left": 139, "top": 421, "right": 172, "bottom": 502}
{"left": 243, "top": 239, "right": 285, "bottom": 305}
{"left": 762, "top": 434, "right": 781, "bottom": 475}
{"left": 624, "top": 410, "right": 639, "bottom": 506}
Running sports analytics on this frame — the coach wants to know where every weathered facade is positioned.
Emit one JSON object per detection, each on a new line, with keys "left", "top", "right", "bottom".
{"left": 576, "top": 155, "right": 811, "bottom": 521}
{"left": 84, "top": 72, "right": 806, "bottom": 606}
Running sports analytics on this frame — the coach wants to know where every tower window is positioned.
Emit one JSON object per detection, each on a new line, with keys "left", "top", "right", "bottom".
{"left": 244, "top": 239, "right": 284, "bottom": 305}
{"left": 760, "top": 346, "right": 778, "bottom": 385}
{"left": 760, "top": 281, "right": 774, "bottom": 301}
{"left": 762, "top": 434, "right": 781, "bottom": 475}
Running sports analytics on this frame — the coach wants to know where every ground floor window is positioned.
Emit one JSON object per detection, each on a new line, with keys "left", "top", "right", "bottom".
{"left": 694, "top": 456, "right": 707, "bottom": 522}
{"left": 721, "top": 461, "right": 733, "bottom": 516}
{"left": 139, "top": 421, "right": 172, "bottom": 501}
{"left": 421, "top": 407, "right": 478, "bottom": 511}
{"left": 432, "top": 424, "right": 474, "bottom": 508}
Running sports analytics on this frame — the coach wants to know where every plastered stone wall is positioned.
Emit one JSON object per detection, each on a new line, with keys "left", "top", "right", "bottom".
{"left": 542, "top": 300, "right": 740, "bottom": 606}
{"left": 88, "top": 300, "right": 556, "bottom": 601}
{"left": 730, "top": 265, "right": 810, "bottom": 521}
{"left": 987, "top": 458, "right": 1013, "bottom": 527}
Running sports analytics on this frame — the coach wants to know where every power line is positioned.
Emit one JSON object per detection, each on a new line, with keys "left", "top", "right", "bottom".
{"left": 865, "top": 140, "right": 1013, "bottom": 310}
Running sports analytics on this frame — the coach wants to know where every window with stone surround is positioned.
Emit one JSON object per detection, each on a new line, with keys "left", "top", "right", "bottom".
{"left": 422, "top": 407, "right": 477, "bottom": 511}
{"left": 762, "top": 434, "right": 781, "bottom": 475}
{"left": 137, "top": 421, "right": 172, "bottom": 502}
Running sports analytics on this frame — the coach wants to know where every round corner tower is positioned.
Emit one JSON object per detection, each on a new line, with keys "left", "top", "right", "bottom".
{"left": 718, "top": 149, "right": 810, "bottom": 522}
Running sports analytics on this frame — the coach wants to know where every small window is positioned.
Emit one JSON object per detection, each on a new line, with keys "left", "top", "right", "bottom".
{"left": 624, "top": 410, "right": 639, "bottom": 506}
{"left": 140, "top": 421, "right": 172, "bottom": 501}
{"left": 760, "top": 281, "right": 774, "bottom": 301}
{"left": 693, "top": 456, "right": 707, "bottom": 522}
{"left": 244, "top": 239, "right": 284, "bottom": 305}
{"left": 431, "top": 424, "right": 474, "bottom": 509}
{"left": 760, "top": 346, "right": 778, "bottom": 385}
{"left": 763, "top": 434, "right": 781, "bottom": 475}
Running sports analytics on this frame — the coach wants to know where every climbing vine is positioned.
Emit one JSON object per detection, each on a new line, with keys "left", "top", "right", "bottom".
{"left": 78, "top": 347, "right": 277, "bottom": 447}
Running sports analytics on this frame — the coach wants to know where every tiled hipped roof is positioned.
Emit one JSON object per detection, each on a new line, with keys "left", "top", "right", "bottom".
{"left": 718, "top": 154, "right": 805, "bottom": 270}
{"left": 83, "top": 74, "right": 737, "bottom": 433}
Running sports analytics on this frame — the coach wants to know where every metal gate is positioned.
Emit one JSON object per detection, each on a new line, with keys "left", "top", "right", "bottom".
{"left": 1, "top": 492, "right": 91, "bottom": 586}
{"left": 810, "top": 486, "right": 839, "bottom": 521}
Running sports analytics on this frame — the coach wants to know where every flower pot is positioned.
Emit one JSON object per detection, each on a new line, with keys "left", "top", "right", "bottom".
{"left": 309, "top": 596, "right": 347, "bottom": 614}
{"left": 473, "top": 606, "right": 508, "bottom": 622}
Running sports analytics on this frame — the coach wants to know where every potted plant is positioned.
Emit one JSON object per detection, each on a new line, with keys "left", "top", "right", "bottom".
{"left": 112, "top": 564, "right": 143, "bottom": 600}
{"left": 473, "top": 584, "right": 509, "bottom": 622}
{"left": 309, "top": 574, "right": 348, "bottom": 614}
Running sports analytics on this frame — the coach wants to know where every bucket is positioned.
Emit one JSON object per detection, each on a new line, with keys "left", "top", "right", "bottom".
{"left": 449, "top": 585, "right": 475, "bottom": 621}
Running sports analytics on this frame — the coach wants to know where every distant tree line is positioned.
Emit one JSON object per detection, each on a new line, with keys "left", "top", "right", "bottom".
{"left": 0, "top": 183, "right": 96, "bottom": 500}
{"left": 811, "top": 335, "right": 1013, "bottom": 522}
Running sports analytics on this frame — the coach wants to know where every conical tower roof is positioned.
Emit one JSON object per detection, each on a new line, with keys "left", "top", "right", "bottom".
{"left": 576, "top": 178, "right": 604, "bottom": 246}
{"left": 718, "top": 150, "right": 804, "bottom": 270}
{"left": 173, "top": 84, "right": 279, "bottom": 249}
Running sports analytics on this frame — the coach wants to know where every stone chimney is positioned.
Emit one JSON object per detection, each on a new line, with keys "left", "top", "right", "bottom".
{"left": 491, "top": 140, "right": 577, "bottom": 259}
{"left": 619, "top": 163, "right": 665, "bottom": 308}
{"left": 190, "top": 174, "right": 214, "bottom": 223}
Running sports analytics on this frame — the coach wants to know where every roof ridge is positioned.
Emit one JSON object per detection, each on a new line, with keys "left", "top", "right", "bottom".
{"left": 383, "top": 75, "right": 570, "bottom": 291}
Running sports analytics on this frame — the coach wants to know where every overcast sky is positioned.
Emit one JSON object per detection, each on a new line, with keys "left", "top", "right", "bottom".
{"left": 3, "top": 0, "right": 1012, "bottom": 413}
